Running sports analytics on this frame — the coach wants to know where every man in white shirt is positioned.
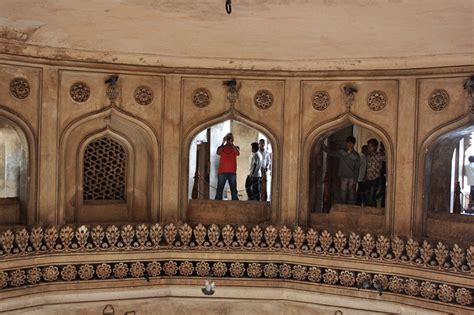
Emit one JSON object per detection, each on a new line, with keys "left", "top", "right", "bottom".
{"left": 259, "top": 139, "right": 271, "bottom": 201}
{"left": 246, "top": 142, "right": 262, "bottom": 200}
{"left": 465, "top": 156, "right": 474, "bottom": 209}
{"left": 356, "top": 145, "right": 368, "bottom": 206}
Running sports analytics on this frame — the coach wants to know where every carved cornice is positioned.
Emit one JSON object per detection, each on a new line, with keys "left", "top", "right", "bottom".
{"left": 0, "top": 223, "right": 472, "bottom": 309}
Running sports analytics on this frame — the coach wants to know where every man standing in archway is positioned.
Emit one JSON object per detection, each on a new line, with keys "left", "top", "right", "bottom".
{"left": 215, "top": 133, "right": 240, "bottom": 200}
{"left": 466, "top": 156, "right": 474, "bottom": 210}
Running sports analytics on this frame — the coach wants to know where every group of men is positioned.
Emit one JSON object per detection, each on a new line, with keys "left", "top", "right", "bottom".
{"left": 323, "top": 136, "right": 386, "bottom": 207}
{"left": 214, "top": 133, "right": 271, "bottom": 201}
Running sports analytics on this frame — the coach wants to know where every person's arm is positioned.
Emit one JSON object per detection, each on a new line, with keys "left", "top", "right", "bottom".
{"left": 216, "top": 137, "right": 226, "bottom": 155}
{"left": 232, "top": 145, "right": 240, "bottom": 155}
{"left": 354, "top": 155, "right": 361, "bottom": 180}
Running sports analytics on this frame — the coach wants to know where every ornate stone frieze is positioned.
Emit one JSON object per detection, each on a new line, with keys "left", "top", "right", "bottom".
{"left": 312, "top": 91, "right": 330, "bottom": 111}
{"left": 0, "top": 260, "right": 471, "bottom": 308}
{"left": 428, "top": 89, "right": 449, "bottom": 111}
{"left": 134, "top": 85, "right": 153, "bottom": 106}
{"left": 254, "top": 90, "right": 273, "bottom": 109}
{"left": 70, "top": 82, "right": 90, "bottom": 103}
{"left": 192, "top": 88, "right": 211, "bottom": 108}
{"left": 10, "top": 78, "right": 30, "bottom": 99}
{"left": 367, "top": 90, "right": 387, "bottom": 111}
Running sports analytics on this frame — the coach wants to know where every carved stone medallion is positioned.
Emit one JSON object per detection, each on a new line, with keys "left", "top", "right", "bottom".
{"left": 367, "top": 90, "right": 387, "bottom": 111}
{"left": 429, "top": 89, "right": 449, "bottom": 111}
{"left": 70, "top": 82, "right": 90, "bottom": 103}
{"left": 254, "top": 90, "right": 273, "bottom": 109}
{"left": 312, "top": 91, "right": 330, "bottom": 111}
{"left": 192, "top": 88, "right": 211, "bottom": 108}
{"left": 134, "top": 86, "right": 153, "bottom": 106}
{"left": 10, "top": 78, "right": 30, "bottom": 99}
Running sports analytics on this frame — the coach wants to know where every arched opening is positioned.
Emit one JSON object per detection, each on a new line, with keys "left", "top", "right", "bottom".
{"left": 304, "top": 119, "right": 391, "bottom": 235}
{"left": 422, "top": 122, "right": 474, "bottom": 243}
{"left": 0, "top": 117, "right": 29, "bottom": 225}
{"left": 186, "top": 119, "right": 274, "bottom": 224}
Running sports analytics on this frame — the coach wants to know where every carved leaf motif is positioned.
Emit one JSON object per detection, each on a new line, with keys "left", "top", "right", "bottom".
{"left": 178, "top": 223, "right": 192, "bottom": 247}
{"left": 450, "top": 244, "right": 464, "bottom": 270}
{"left": 293, "top": 226, "right": 305, "bottom": 250}
{"left": 391, "top": 236, "right": 405, "bottom": 260}
{"left": 91, "top": 225, "right": 105, "bottom": 248}
{"left": 208, "top": 224, "right": 220, "bottom": 247}
{"left": 221, "top": 225, "right": 234, "bottom": 247}
{"left": 106, "top": 225, "right": 119, "bottom": 248}
{"left": 121, "top": 224, "right": 135, "bottom": 248}
{"left": 193, "top": 224, "right": 207, "bottom": 247}
{"left": 435, "top": 242, "right": 448, "bottom": 268}
{"left": 279, "top": 226, "right": 292, "bottom": 248}
{"left": 264, "top": 225, "right": 277, "bottom": 248}
{"left": 334, "top": 231, "right": 346, "bottom": 254}
{"left": 361, "top": 234, "right": 375, "bottom": 257}
{"left": 376, "top": 235, "right": 390, "bottom": 259}
{"left": 320, "top": 230, "right": 332, "bottom": 253}
{"left": 44, "top": 226, "right": 58, "bottom": 251}
{"left": 136, "top": 224, "right": 149, "bottom": 248}
{"left": 150, "top": 223, "right": 163, "bottom": 247}
{"left": 467, "top": 246, "right": 473, "bottom": 270}
{"left": 420, "top": 240, "right": 433, "bottom": 265}
{"left": 406, "top": 239, "right": 419, "bottom": 262}
{"left": 75, "top": 225, "right": 89, "bottom": 248}
{"left": 60, "top": 226, "right": 74, "bottom": 250}
{"left": 236, "top": 225, "right": 248, "bottom": 247}
{"left": 15, "top": 228, "right": 29, "bottom": 253}
{"left": 348, "top": 233, "right": 360, "bottom": 256}
{"left": 30, "top": 227, "right": 43, "bottom": 251}
{"left": 164, "top": 223, "right": 177, "bottom": 246}
{"left": 250, "top": 225, "right": 263, "bottom": 248}
{"left": 306, "top": 229, "right": 318, "bottom": 251}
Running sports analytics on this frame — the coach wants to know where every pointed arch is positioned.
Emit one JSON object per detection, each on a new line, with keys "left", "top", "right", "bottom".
{"left": 414, "top": 113, "right": 474, "bottom": 237}
{"left": 0, "top": 106, "right": 37, "bottom": 225}
{"left": 59, "top": 107, "right": 160, "bottom": 223}
{"left": 180, "top": 109, "right": 281, "bottom": 223}
{"left": 299, "top": 112, "right": 395, "bottom": 233}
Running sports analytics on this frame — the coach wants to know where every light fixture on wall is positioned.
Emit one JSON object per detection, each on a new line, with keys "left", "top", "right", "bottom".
{"left": 223, "top": 78, "right": 241, "bottom": 107}
{"left": 225, "top": 0, "right": 232, "bottom": 14}
{"left": 343, "top": 84, "right": 358, "bottom": 110}
{"left": 464, "top": 75, "right": 474, "bottom": 112}
{"left": 201, "top": 279, "right": 216, "bottom": 295}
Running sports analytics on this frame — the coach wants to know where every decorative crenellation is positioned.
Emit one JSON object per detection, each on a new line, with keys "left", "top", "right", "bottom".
{"left": 0, "top": 224, "right": 472, "bottom": 275}
{"left": 10, "top": 78, "right": 30, "bottom": 99}
{"left": 254, "top": 90, "right": 274, "bottom": 109}
{"left": 0, "top": 260, "right": 472, "bottom": 307}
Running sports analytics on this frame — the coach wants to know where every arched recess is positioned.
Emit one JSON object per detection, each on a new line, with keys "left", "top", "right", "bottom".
{"left": 299, "top": 113, "right": 394, "bottom": 234}
{"left": 59, "top": 107, "right": 159, "bottom": 224}
{"left": 414, "top": 113, "right": 474, "bottom": 242}
{"left": 180, "top": 109, "right": 281, "bottom": 224}
{"left": 0, "top": 106, "right": 37, "bottom": 226}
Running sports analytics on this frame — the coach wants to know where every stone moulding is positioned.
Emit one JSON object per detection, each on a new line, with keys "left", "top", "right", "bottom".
{"left": 0, "top": 223, "right": 472, "bottom": 308}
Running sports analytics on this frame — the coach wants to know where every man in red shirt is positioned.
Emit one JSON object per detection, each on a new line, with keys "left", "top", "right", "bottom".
{"left": 215, "top": 133, "right": 240, "bottom": 200}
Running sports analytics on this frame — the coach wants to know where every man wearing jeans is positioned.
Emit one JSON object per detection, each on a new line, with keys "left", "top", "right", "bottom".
{"left": 215, "top": 133, "right": 240, "bottom": 200}
{"left": 365, "top": 138, "right": 385, "bottom": 207}
{"left": 323, "top": 136, "right": 360, "bottom": 204}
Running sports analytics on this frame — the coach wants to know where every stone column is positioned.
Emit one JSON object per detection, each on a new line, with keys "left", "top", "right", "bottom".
{"left": 38, "top": 66, "right": 59, "bottom": 225}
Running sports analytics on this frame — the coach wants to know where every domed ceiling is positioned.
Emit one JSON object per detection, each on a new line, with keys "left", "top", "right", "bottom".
{"left": 0, "top": 0, "right": 472, "bottom": 70}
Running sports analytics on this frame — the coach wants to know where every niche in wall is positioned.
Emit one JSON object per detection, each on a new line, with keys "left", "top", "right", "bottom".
{"left": 187, "top": 119, "right": 273, "bottom": 224}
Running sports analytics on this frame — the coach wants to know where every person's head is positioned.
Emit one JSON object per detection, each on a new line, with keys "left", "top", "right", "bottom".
{"left": 259, "top": 139, "right": 266, "bottom": 151}
{"left": 469, "top": 156, "right": 474, "bottom": 163}
{"left": 251, "top": 142, "right": 259, "bottom": 153}
{"left": 362, "top": 145, "right": 369, "bottom": 156}
{"left": 346, "top": 136, "right": 356, "bottom": 151}
{"left": 226, "top": 133, "right": 234, "bottom": 144}
{"left": 367, "top": 138, "right": 379, "bottom": 154}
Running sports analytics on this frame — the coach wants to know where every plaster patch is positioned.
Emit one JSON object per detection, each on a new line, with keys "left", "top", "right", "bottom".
{"left": 0, "top": 19, "right": 44, "bottom": 42}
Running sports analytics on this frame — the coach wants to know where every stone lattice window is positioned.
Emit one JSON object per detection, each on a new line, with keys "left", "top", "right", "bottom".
{"left": 83, "top": 137, "right": 126, "bottom": 201}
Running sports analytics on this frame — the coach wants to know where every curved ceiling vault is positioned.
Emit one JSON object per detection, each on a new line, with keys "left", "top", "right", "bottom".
{"left": 0, "top": 0, "right": 473, "bottom": 70}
